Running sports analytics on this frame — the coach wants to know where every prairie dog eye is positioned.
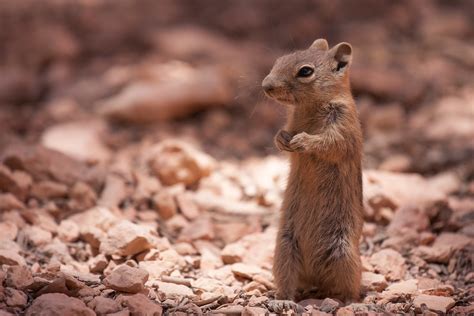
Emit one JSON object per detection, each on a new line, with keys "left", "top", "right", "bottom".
{"left": 297, "top": 66, "right": 314, "bottom": 77}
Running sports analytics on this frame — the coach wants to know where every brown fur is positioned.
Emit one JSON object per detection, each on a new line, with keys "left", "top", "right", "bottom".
{"left": 262, "top": 39, "right": 363, "bottom": 301}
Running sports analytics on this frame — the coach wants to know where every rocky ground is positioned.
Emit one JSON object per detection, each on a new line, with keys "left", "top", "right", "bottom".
{"left": 0, "top": 0, "right": 473, "bottom": 315}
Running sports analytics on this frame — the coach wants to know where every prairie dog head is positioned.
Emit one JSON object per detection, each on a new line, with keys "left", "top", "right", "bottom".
{"left": 262, "top": 39, "right": 352, "bottom": 105}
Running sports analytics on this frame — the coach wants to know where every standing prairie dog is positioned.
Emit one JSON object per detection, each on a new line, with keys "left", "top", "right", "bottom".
{"left": 262, "top": 39, "right": 363, "bottom": 301}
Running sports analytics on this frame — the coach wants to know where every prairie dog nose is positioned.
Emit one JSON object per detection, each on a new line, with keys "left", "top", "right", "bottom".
{"left": 262, "top": 76, "right": 275, "bottom": 93}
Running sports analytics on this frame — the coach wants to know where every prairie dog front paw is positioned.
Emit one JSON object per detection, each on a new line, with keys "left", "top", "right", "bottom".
{"left": 289, "top": 132, "right": 312, "bottom": 152}
{"left": 274, "top": 130, "right": 295, "bottom": 152}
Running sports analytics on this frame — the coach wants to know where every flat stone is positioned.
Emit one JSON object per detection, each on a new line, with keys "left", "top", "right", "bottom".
{"left": 156, "top": 281, "right": 194, "bottom": 298}
{"left": 25, "top": 293, "right": 95, "bottom": 316}
{"left": 0, "top": 193, "right": 25, "bottom": 211}
{"left": 5, "top": 265, "right": 33, "bottom": 289}
{"left": 231, "top": 263, "right": 262, "bottom": 280}
{"left": 116, "top": 293, "right": 163, "bottom": 316}
{"left": 361, "top": 272, "right": 388, "bottom": 292}
{"left": 87, "top": 296, "right": 121, "bottom": 315}
{"left": 0, "top": 221, "right": 18, "bottom": 240}
{"left": 103, "top": 265, "right": 149, "bottom": 293}
{"left": 0, "top": 249, "right": 25, "bottom": 266}
{"left": 384, "top": 279, "right": 418, "bottom": 295}
{"left": 100, "top": 220, "right": 156, "bottom": 256}
{"left": 369, "top": 249, "right": 406, "bottom": 281}
{"left": 413, "top": 294, "right": 455, "bottom": 314}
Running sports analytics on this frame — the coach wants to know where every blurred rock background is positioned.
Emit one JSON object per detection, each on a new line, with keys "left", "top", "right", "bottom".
{"left": 0, "top": 0, "right": 472, "bottom": 315}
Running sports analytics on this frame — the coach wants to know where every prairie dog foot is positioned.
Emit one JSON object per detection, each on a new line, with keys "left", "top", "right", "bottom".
{"left": 267, "top": 300, "right": 304, "bottom": 314}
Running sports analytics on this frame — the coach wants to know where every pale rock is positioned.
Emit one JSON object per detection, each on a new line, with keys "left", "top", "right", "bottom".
{"left": 1, "top": 210, "right": 26, "bottom": 229}
{"left": 410, "top": 91, "right": 474, "bottom": 143}
{"left": 69, "top": 206, "right": 119, "bottom": 231}
{"left": 30, "top": 180, "right": 68, "bottom": 199}
{"left": 194, "top": 240, "right": 223, "bottom": 271}
{"left": 361, "top": 272, "right": 388, "bottom": 292}
{"left": 160, "top": 248, "right": 186, "bottom": 267}
{"left": 221, "top": 243, "right": 246, "bottom": 264}
{"left": 419, "top": 232, "right": 436, "bottom": 245}
{"left": 176, "top": 193, "right": 200, "bottom": 220}
{"left": 361, "top": 256, "right": 374, "bottom": 272}
{"left": 199, "top": 172, "right": 243, "bottom": 201}
{"left": 0, "top": 239, "right": 21, "bottom": 252}
{"left": 22, "top": 209, "right": 58, "bottom": 233}
{"left": 242, "top": 306, "right": 268, "bottom": 316}
{"left": 100, "top": 220, "right": 156, "bottom": 256}
{"left": 191, "top": 277, "right": 228, "bottom": 294}
{"left": 133, "top": 172, "right": 161, "bottom": 204}
{"left": 414, "top": 232, "right": 472, "bottom": 264}
{"left": 335, "top": 306, "right": 355, "bottom": 316}
{"left": 57, "top": 219, "right": 80, "bottom": 242}
{"left": 427, "top": 172, "right": 461, "bottom": 196}
{"left": 0, "top": 249, "right": 26, "bottom": 266}
{"left": 387, "top": 205, "right": 430, "bottom": 235}
{"left": 43, "top": 239, "right": 74, "bottom": 263}
{"left": 381, "top": 229, "right": 419, "bottom": 251}
{"left": 179, "top": 217, "right": 214, "bottom": 242}
{"left": 25, "top": 293, "right": 95, "bottom": 316}
{"left": 138, "top": 261, "right": 172, "bottom": 280}
{"left": 0, "top": 221, "right": 18, "bottom": 241}
{"left": 414, "top": 245, "right": 452, "bottom": 264}
{"left": 41, "top": 120, "right": 110, "bottom": 163}
{"left": 69, "top": 181, "right": 97, "bottom": 211}
{"left": 116, "top": 293, "right": 163, "bottom": 316}
{"left": 135, "top": 249, "right": 160, "bottom": 262}
{"left": 5, "top": 265, "right": 33, "bottom": 289}
{"left": 87, "top": 296, "right": 121, "bottom": 315}
{"left": 106, "top": 310, "right": 130, "bottom": 316}
{"left": 417, "top": 278, "right": 441, "bottom": 291}
{"left": 80, "top": 226, "right": 105, "bottom": 249}
{"left": 242, "top": 281, "right": 266, "bottom": 293}
{"left": 173, "top": 242, "right": 197, "bottom": 256}
{"left": 99, "top": 61, "right": 231, "bottom": 123}
{"left": 147, "top": 140, "right": 216, "bottom": 186}
{"left": 383, "top": 279, "right": 418, "bottom": 295}
{"left": 190, "top": 191, "right": 268, "bottom": 216}
{"left": 156, "top": 281, "right": 194, "bottom": 298}
{"left": 214, "top": 221, "right": 261, "bottom": 244}
{"left": 166, "top": 214, "right": 189, "bottom": 235}
{"left": 364, "top": 170, "right": 447, "bottom": 213}
{"left": 88, "top": 254, "right": 108, "bottom": 274}
{"left": 433, "top": 232, "right": 472, "bottom": 251}
{"left": 369, "top": 249, "right": 406, "bottom": 281}
{"left": 5, "top": 287, "right": 28, "bottom": 307}
{"left": 362, "top": 222, "right": 377, "bottom": 237}
{"left": 231, "top": 263, "right": 262, "bottom": 280}
{"left": 422, "top": 284, "right": 455, "bottom": 297}
{"left": 248, "top": 295, "right": 269, "bottom": 307}
{"left": 103, "top": 265, "right": 149, "bottom": 293}
{"left": 152, "top": 190, "right": 177, "bottom": 220}
{"left": 1, "top": 144, "right": 104, "bottom": 190}
{"left": 412, "top": 294, "right": 455, "bottom": 314}
{"left": 379, "top": 154, "right": 411, "bottom": 172}
{"left": 0, "top": 193, "right": 25, "bottom": 210}
{"left": 0, "top": 164, "right": 31, "bottom": 200}
{"left": 205, "top": 265, "right": 235, "bottom": 285}
{"left": 99, "top": 174, "right": 128, "bottom": 208}
{"left": 21, "top": 225, "right": 52, "bottom": 246}
{"left": 220, "top": 228, "right": 276, "bottom": 269}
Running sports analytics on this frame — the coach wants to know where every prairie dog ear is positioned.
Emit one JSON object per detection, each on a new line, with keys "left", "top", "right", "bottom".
{"left": 310, "top": 38, "right": 329, "bottom": 51}
{"left": 329, "top": 42, "right": 352, "bottom": 72}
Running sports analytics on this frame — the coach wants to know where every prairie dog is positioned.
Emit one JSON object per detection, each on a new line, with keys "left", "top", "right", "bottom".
{"left": 262, "top": 38, "right": 363, "bottom": 301}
